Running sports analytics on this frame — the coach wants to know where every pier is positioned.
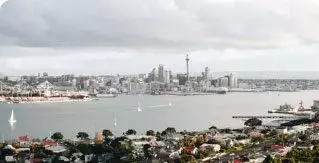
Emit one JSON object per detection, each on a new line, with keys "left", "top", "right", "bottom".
{"left": 232, "top": 115, "right": 307, "bottom": 119}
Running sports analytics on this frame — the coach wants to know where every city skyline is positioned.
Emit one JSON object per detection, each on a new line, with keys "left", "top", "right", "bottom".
{"left": 2, "top": 0, "right": 319, "bottom": 75}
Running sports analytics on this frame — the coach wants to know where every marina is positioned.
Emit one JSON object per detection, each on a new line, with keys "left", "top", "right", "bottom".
{"left": 0, "top": 81, "right": 92, "bottom": 104}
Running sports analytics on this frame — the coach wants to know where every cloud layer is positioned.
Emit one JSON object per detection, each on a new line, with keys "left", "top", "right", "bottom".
{"left": 1, "top": 0, "right": 319, "bottom": 75}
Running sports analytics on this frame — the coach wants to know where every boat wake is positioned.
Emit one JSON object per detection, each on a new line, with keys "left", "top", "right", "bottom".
{"left": 130, "top": 102, "right": 173, "bottom": 112}
{"left": 8, "top": 109, "right": 17, "bottom": 124}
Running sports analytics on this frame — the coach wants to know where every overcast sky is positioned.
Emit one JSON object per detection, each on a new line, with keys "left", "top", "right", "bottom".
{"left": 1, "top": 0, "right": 319, "bottom": 76}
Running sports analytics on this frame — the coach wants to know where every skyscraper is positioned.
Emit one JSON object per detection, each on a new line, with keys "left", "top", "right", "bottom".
{"left": 228, "top": 73, "right": 237, "bottom": 88}
{"left": 148, "top": 68, "right": 157, "bottom": 82}
{"left": 185, "top": 54, "right": 190, "bottom": 81}
{"left": 158, "top": 64, "right": 164, "bottom": 82}
{"left": 164, "top": 70, "right": 170, "bottom": 83}
{"left": 204, "top": 67, "right": 212, "bottom": 81}
{"left": 218, "top": 77, "right": 229, "bottom": 87}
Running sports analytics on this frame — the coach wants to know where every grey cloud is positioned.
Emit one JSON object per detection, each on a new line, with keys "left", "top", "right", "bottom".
{"left": 3, "top": 0, "right": 319, "bottom": 75}
{"left": 0, "top": 0, "right": 318, "bottom": 50}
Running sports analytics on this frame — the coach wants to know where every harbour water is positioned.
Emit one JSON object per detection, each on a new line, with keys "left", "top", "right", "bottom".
{"left": 0, "top": 90, "right": 319, "bottom": 139}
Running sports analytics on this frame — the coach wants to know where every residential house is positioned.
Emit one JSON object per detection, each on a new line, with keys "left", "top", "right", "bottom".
{"left": 200, "top": 144, "right": 221, "bottom": 152}
{"left": 18, "top": 135, "right": 30, "bottom": 148}
{"left": 276, "top": 127, "right": 288, "bottom": 134}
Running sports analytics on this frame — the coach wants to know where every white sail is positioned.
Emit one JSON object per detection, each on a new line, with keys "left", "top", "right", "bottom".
{"left": 137, "top": 102, "right": 142, "bottom": 112}
{"left": 8, "top": 109, "right": 16, "bottom": 123}
{"left": 114, "top": 118, "right": 117, "bottom": 126}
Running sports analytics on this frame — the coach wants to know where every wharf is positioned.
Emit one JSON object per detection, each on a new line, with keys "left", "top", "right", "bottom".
{"left": 232, "top": 115, "right": 307, "bottom": 119}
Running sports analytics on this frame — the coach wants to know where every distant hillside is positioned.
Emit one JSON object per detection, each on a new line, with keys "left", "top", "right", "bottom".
{"left": 213, "top": 71, "right": 319, "bottom": 80}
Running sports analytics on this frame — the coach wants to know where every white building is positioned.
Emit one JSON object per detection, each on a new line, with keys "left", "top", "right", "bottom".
{"left": 218, "top": 77, "right": 229, "bottom": 87}
{"left": 72, "top": 79, "right": 77, "bottom": 88}
{"left": 310, "top": 133, "right": 319, "bottom": 140}
{"left": 200, "top": 144, "right": 221, "bottom": 152}
{"left": 228, "top": 73, "right": 237, "bottom": 88}
{"left": 313, "top": 100, "right": 319, "bottom": 109}
{"left": 164, "top": 70, "right": 170, "bottom": 83}
{"left": 276, "top": 127, "right": 288, "bottom": 134}
{"left": 158, "top": 65, "right": 164, "bottom": 82}
{"left": 204, "top": 67, "right": 212, "bottom": 81}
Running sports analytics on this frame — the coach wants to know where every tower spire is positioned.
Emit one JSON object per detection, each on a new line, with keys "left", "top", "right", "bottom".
{"left": 186, "top": 54, "right": 190, "bottom": 81}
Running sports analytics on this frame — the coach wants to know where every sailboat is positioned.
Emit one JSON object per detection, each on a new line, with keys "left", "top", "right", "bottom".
{"left": 114, "top": 118, "right": 117, "bottom": 126}
{"left": 137, "top": 102, "right": 142, "bottom": 112}
{"left": 8, "top": 109, "right": 16, "bottom": 124}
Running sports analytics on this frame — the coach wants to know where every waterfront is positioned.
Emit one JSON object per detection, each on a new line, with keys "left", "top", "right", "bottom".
{"left": 1, "top": 91, "right": 319, "bottom": 139}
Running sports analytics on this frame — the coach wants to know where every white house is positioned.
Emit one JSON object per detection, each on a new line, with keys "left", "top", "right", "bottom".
{"left": 276, "top": 127, "right": 288, "bottom": 134}
{"left": 200, "top": 144, "right": 221, "bottom": 152}
{"left": 310, "top": 133, "right": 319, "bottom": 140}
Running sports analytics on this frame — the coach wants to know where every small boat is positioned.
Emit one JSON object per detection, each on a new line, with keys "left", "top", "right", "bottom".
{"left": 114, "top": 118, "right": 117, "bottom": 126}
{"left": 217, "top": 87, "right": 228, "bottom": 94}
{"left": 95, "top": 94, "right": 116, "bottom": 98}
{"left": 137, "top": 102, "right": 142, "bottom": 112}
{"left": 8, "top": 109, "right": 17, "bottom": 124}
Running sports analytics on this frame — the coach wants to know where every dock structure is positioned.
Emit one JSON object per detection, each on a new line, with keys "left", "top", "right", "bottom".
{"left": 232, "top": 115, "right": 307, "bottom": 119}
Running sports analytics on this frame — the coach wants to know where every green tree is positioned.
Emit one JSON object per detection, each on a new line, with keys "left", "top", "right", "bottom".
{"left": 251, "top": 136, "right": 265, "bottom": 143}
{"left": 143, "top": 144, "right": 152, "bottom": 159}
{"left": 155, "top": 132, "right": 163, "bottom": 141}
{"left": 103, "top": 129, "right": 113, "bottom": 145}
{"left": 206, "top": 139, "right": 220, "bottom": 145}
{"left": 263, "top": 155, "right": 275, "bottom": 163}
{"left": 244, "top": 118, "right": 262, "bottom": 127}
{"left": 77, "top": 132, "right": 89, "bottom": 140}
{"left": 92, "top": 144, "right": 105, "bottom": 155}
{"left": 286, "top": 148, "right": 313, "bottom": 163}
{"left": 102, "top": 129, "right": 113, "bottom": 138}
{"left": 146, "top": 130, "right": 155, "bottom": 136}
{"left": 77, "top": 143, "right": 93, "bottom": 155}
{"left": 51, "top": 132, "right": 63, "bottom": 141}
{"left": 275, "top": 134, "right": 290, "bottom": 145}
{"left": 180, "top": 154, "right": 197, "bottom": 163}
{"left": 164, "top": 127, "right": 177, "bottom": 134}
{"left": 299, "top": 134, "right": 308, "bottom": 141}
{"left": 181, "top": 137, "right": 195, "bottom": 147}
{"left": 194, "top": 136, "right": 206, "bottom": 147}
{"left": 267, "top": 130, "right": 279, "bottom": 138}
{"left": 235, "top": 135, "right": 248, "bottom": 140}
{"left": 208, "top": 125, "right": 218, "bottom": 130}
{"left": 125, "top": 129, "right": 137, "bottom": 135}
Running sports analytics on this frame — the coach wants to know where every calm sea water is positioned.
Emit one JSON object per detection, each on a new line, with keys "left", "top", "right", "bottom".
{"left": 1, "top": 91, "right": 319, "bottom": 139}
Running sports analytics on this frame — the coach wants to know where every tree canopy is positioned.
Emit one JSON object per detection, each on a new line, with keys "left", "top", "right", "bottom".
{"left": 164, "top": 127, "right": 177, "bottom": 134}
{"left": 146, "top": 130, "right": 155, "bottom": 136}
{"left": 102, "top": 129, "right": 113, "bottom": 138}
{"left": 77, "top": 132, "right": 89, "bottom": 140}
{"left": 125, "top": 129, "right": 137, "bottom": 135}
{"left": 262, "top": 155, "right": 275, "bottom": 163}
{"left": 244, "top": 118, "right": 262, "bottom": 126}
{"left": 209, "top": 125, "right": 218, "bottom": 130}
{"left": 51, "top": 132, "right": 63, "bottom": 141}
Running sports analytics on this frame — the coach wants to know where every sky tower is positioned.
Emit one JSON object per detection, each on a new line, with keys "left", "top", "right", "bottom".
{"left": 186, "top": 54, "right": 190, "bottom": 81}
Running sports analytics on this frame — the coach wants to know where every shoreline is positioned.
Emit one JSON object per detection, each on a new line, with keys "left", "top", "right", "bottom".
{"left": 0, "top": 96, "right": 93, "bottom": 104}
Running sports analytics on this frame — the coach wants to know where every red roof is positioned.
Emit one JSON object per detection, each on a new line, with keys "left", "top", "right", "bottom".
{"left": 234, "top": 160, "right": 241, "bottom": 163}
{"left": 31, "top": 158, "right": 43, "bottom": 163}
{"left": 271, "top": 145, "right": 286, "bottom": 149}
{"left": 183, "top": 146, "right": 195, "bottom": 152}
{"left": 19, "top": 135, "right": 30, "bottom": 141}
{"left": 41, "top": 140, "right": 56, "bottom": 146}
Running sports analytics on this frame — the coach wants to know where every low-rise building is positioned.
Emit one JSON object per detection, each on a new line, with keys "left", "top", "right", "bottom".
{"left": 310, "top": 133, "right": 319, "bottom": 140}
{"left": 200, "top": 144, "right": 221, "bottom": 152}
